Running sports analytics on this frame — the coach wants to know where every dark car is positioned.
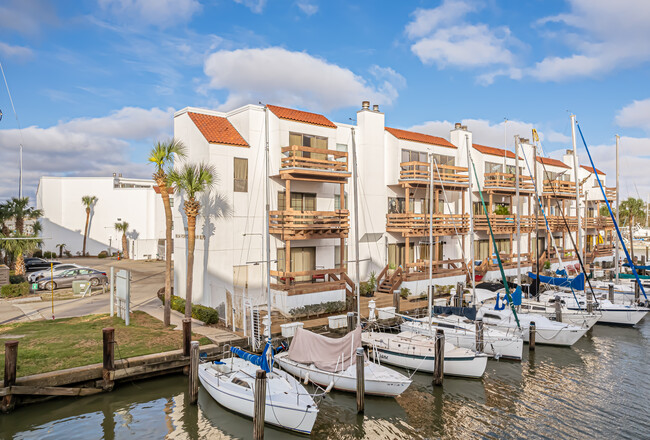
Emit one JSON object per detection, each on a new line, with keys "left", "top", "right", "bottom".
{"left": 24, "top": 257, "right": 61, "bottom": 272}
{"left": 38, "top": 268, "right": 108, "bottom": 290}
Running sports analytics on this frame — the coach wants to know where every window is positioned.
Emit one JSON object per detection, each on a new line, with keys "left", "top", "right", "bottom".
{"left": 388, "top": 243, "right": 414, "bottom": 268}
{"left": 388, "top": 197, "right": 414, "bottom": 214}
{"left": 401, "top": 149, "right": 428, "bottom": 164}
{"left": 234, "top": 158, "right": 248, "bottom": 192}
{"left": 277, "top": 247, "right": 316, "bottom": 281}
{"left": 419, "top": 243, "right": 443, "bottom": 261}
{"left": 289, "top": 132, "right": 328, "bottom": 160}
{"left": 335, "top": 245, "right": 348, "bottom": 269}
{"left": 505, "top": 165, "right": 523, "bottom": 176}
{"left": 334, "top": 193, "right": 348, "bottom": 210}
{"left": 485, "top": 162, "right": 503, "bottom": 174}
{"left": 277, "top": 192, "right": 316, "bottom": 211}
{"left": 475, "top": 239, "right": 510, "bottom": 260}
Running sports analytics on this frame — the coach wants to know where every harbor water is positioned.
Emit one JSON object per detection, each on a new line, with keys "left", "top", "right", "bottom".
{"left": 1, "top": 320, "right": 649, "bottom": 439}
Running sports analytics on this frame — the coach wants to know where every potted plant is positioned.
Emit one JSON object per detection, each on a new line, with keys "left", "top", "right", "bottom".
{"left": 387, "top": 263, "right": 396, "bottom": 277}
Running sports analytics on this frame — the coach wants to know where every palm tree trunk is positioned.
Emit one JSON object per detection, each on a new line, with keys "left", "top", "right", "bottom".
{"left": 15, "top": 254, "right": 25, "bottom": 276}
{"left": 122, "top": 232, "right": 129, "bottom": 259}
{"left": 185, "top": 214, "right": 196, "bottom": 318}
{"left": 83, "top": 208, "right": 90, "bottom": 256}
{"left": 15, "top": 217, "right": 24, "bottom": 235}
{"left": 160, "top": 184, "right": 173, "bottom": 326}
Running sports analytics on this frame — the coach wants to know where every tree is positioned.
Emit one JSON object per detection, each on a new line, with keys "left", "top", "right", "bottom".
{"left": 148, "top": 138, "right": 187, "bottom": 327}
{"left": 56, "top": 243, "right": 66, "bottom": 258}
{"left": 620, "top": 197, "right": 645, "bottom": 263}
{"left": 2, "top": 236, "right": 40, "bottom": 275}
{"left": 0, "top": 202, "right": 11, "bottom": 236}
{"left": 114, "top": 221, "right": 130, "bottom": 259}
{"left": 169, "top": 162, "right": 216, "bottom": 318}
{"left": 7, "top": 197, "right": 42, "bottom": 235}
{"left": 81, "top": 195, "right": 98, "bottom": 256}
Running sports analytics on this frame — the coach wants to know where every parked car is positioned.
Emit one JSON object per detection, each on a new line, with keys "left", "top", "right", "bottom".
{"left": 28, "top": 264, "right": 84, "bottom": 283}
{"left": 38, "top": 268, "right": 108, "bottom": 290}
{"left": 24, "top": 257, "right": 61, "bottom": 272}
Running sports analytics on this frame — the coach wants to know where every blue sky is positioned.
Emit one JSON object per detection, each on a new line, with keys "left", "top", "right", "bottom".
{"left": 0, "top": 0, "right": 649, "bottom": 201}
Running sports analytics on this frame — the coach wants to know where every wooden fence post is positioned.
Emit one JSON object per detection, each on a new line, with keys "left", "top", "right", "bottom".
{"left": 475, "top": 319, "right": 484, "bottom": 353}
{"left": 189, "top": 341, "right": 199, "bottom": 405}
{"left": 102, "top": 328, "right": 115, "bottom": 390}
{"left": 433, "top": 329, "right": 444, "bottom": 386}
{"left": 254, "top": 369, "right": 266, "bottom": 440}
{"left": 529, "top": 322, "right": 536, "bottom": 351}
{"left": 183, "top": 319, "right": 191, "bottom": 357}
{"left": 356, "top": 347, "right": 365, "bottom": 413}
{"left": 1, "top": 340, "right": 18, "bottom": 413}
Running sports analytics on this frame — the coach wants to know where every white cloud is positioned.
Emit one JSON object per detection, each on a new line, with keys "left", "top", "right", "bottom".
{"left": 0, "top": 0, "right": 58, "bottom": 36}
{"left": 615, "top": 98, "right": 650, "bottom": 133}
{"left": 234, "top": 0, "right": 267, "bottom": 14}
{"left": 296, "top": 1, "right": 318, "bottom": 16}
{"left": 406, "top": 1, "right": 519, "bottom": 72}
{"left": 0, "top": 41, "right": 33, "bottom": 61}
{"left": 0, "top": 107, "right": 173, "bottom": 200}
{"left": 203, "top": 47, "right": 405, "bottom": 112}
{"left": 98, "top": 0, "right": 201, "bottom": 27}
{"left": 546, "top": 130, "right": 571, "bottom": 143}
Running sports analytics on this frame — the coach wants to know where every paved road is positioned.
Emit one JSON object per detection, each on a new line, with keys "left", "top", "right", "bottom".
{"left": 0, "top": 257, "right": 239, "bottom": 343}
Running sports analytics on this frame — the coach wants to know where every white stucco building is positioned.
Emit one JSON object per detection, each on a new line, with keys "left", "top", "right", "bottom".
{"left": 36, "top": 175, "right": 166, "bottom": 259}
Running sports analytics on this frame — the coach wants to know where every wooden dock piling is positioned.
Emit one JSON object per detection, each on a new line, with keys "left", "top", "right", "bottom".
{"left": 356, "top": 347, "right": 365, "bottom": 413}
{"left": 433, "top": 329, "right": 444, "bottom": 386}
{"left": 586, "top": 298, "right": 593, "bottom": 314}
{"left": 102, "top": 328, "right": 115, "bottom": 391}
{"left": 456, "top": 283, "right": 464, "bottom": 307}
{"left": 189, "top": 341, "right": 199, "bottom": 405}
{"left": 183, "top": 319, "right": 191, "bottom": 357}
{"left": 529, "top": 322, "right": 536, "bottom": 351}
{"left": 253, "top": 369, "right": 266, "bottom": 440}
{"left": 634, "top": 281, "right": 640, "bottom": 303}
{"left": 347, "top": 312, "right": 355, "bottom": 332}
{"left": 608, "top": 284, "right": 614, "bottom": 302}
{"left": 475, "top": 319, "right": 484, "bottom": 352}
{"left": 554, "top": 300, "right": 562, "bottom": 323}
{"left": 2, "top": 340, "right": 18, "bottom": 412}
{"left": 393, "top": 291, "right": 401, "bottom": 314}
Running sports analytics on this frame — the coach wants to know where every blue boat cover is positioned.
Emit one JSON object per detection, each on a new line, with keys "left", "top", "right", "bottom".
{"left": 623, "top": 263, "right": 650, "bottom": 271}
{"left": 528, "top": 272, "right": 585, "bottom": 291}
{"left": 432, "top": 306, "right": 477, "bottom": 321}
{"left": 230, "top": 341, "right": 273, "bottom": 373}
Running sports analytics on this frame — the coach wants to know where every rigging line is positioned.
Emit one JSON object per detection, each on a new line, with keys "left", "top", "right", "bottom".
{"left": 534, "top": 139, "right": 600, "bottom": 305}
{"left": 468, "top": 151, "right": 521, "bottom": 329}
{"left": 575, "top": 122, "right": 648, "bottom": 301}
{"left": 0, "top": 60, "right": 24, "bottom": 141}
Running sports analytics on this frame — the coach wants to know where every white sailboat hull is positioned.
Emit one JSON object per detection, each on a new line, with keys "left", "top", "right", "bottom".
{"left": 369, "top": 348, "right": 487, "bottom": 378}
{"left": 275, "top": 352, "right": 411, "bottom": 397}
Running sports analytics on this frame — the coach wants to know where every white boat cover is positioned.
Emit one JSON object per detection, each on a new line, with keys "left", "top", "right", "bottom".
{"left": 287, "top": 326, "right": 366, "bottom": 372}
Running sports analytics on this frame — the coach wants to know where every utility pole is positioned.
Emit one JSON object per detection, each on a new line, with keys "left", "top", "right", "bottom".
{"left": 570, "top": 114, "right": 582, "bottom": 264}
{"left": 615, "top": 135, "right": 620, "bottom": 283}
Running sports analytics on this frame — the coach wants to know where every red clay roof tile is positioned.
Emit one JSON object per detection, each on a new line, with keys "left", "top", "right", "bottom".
{"left": 536, "top": 156, "right": 570, "bottom": 168}
{"left": 581, "top": 165, "right": 605, "bottom": 175}
{"left": 472, "top": 143, "right": 519, "bottom": 159}
{"left": 188, "top": 112, "right": 249, "bottom": 147}
{"left": 267, "top": 104, "right": 337, "bottom": 128}
{"left": 385, "top": 127, "right": 455, "bottom": 148}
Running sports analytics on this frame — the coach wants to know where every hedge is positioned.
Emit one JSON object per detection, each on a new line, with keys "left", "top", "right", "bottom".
{"left": 158, "top": 291, "right": 219, "bottom": 324}
{"left": 10, "top": 275, "right": 26, "bottom": 284}
{"left": 1, "top": 283, "right": 30, "bottom": 298}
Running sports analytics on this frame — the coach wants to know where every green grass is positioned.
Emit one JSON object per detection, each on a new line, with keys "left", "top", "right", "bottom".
{"left": 0, "top": 311, "right": 212, "bottom": 377}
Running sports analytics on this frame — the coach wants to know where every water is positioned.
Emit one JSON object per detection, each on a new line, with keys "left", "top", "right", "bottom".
{"left": 2, "top": 320, "right": 649, "bottom": 439}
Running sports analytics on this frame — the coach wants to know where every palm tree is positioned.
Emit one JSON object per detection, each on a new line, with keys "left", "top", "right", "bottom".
{"left": 148, "top": 138, "right": 187, "bottom": 327}
{"left": 81, "top": 195, "right": 98, "bottom": 256}
{"left": 0, "top": 202, "right": 11, "bottom": 236}
{"left": 169, "top": 163, "right": 216, "bottom": 318}
{"left": 114, "top": 221, "right": 130, "bottom": 259}
{"left": 620, "top": 197, "right": 645, "bottom": 263}
{"left": 2, "top": 236, "right": 40, "bottom": 275}
{"left": 56, "top": 243, "right": 66, "bottom": 258}
{"left": 7, "top": 197, "right": 42, "bottom": 234}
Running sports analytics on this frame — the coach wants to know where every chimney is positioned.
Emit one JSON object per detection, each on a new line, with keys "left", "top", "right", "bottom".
{"left": 112, "top": 172, "right": 116, "bottom": 177}
{"left": 566, "top": 149, "right": 573, "bottom": 155}
{"left": 461, "top": 125, "right": 468, "bottom": 131}
{"left": 118, "top": 173, "right": 122, "bottom": 178}
{"left": 373, "top": 104, "right": 379, "bottom": 112}
{"left": 521, "top": 138, "right": 529, "bottom": 144}
{"left": 454, "top": 123, "right": 462, "bottom": 129}
{"left": 362, "top": 101, "right": 370, "bottom": 110}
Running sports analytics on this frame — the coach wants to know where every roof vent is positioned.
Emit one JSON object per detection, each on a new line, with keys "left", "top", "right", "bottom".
{"left": 454, "top": 123, "right": 462, "bottom": 129}
{"left": 362, "top": 101, "right": 370, "bottom": 110}
{"left": 373, "top": 104, "right": 379, "bottom": 112}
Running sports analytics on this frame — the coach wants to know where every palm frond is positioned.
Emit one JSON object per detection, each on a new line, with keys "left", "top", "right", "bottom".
{"left": 114, "top": 221, "right": 129, "bottom": 232}
{"left": 168, "top": 162, "right": 217, "bottom": 200}
{"left": 82, "top": 195, "right": 98, "bottom": 208}
{"left": 148, "top": 138, "right": 188, "bottom": 171}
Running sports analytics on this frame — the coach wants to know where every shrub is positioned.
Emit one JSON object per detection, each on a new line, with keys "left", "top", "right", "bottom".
{"left": 388, "top": 263, "right": 396, "bottom": 270}
{"left": 495, "top": 205, "right": 510, "bottom": 215}
{"left": 158, "top": 292, "right": 219, "bottom": 324}
{"left": 1, "top": 283, "right": 30, "bottom": 298}
{"left": 98, "top": 251, "right": 108, "bottom": 259}
{"left": 400, "top": 287, "right": 411, "bottom": 299}
{"left": 543, "top": 260, "right": 551, "bottom": 270}
{"left": 10, "top": 274, "right": 26, "bottom": 284}
{"left": 288, "top": 301, "right": 346, "bottom": 318}
{"left": 43, "top": 251, "right": 57, "bottom": 259}
{"left": 64, "top": 250, "right": 72, "bottom": 257}
{"left": 33, "top": 250, "right": 43, "bottom": 258}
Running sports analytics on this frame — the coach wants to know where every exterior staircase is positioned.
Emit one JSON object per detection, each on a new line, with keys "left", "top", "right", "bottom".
{"left": 375, "top": 265, "right": 403, "bottom": 295}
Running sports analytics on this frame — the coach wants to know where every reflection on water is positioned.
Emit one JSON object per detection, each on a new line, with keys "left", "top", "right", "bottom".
{"left": 1, "top": 319, "right": 649, "bottom": 439}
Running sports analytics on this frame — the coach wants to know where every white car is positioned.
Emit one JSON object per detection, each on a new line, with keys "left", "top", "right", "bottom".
{"left": 28, "top": 264, "right": 84, "bottom": 283}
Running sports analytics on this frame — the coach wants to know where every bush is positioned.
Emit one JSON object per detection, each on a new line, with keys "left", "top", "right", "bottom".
{"left": 543, "top": 260, "right": 551, "bottom": 270}
{"left": 43, "top": 251, "right": 56, "bottom": 259}
{"left": 1, "top": 283, "right": 30, "bottom": 298}
{"left": 10, "top": 274, "right": 26, "bottom": 284}
{"left": 158, "top": 291, "right": 219, "bottom": 324}
{"left": 400, "top": 287, "right": 411, "bottom": 299}
{"left": 495, "top": 205, "right": 510, "bottom": 215}
{"left": 33, "top": 250, "right": 43, "bottom": 258}
{"left": 98, "top": 251, "right": 108, "bottom": 259}
{"left": 65, "top": 250, "right": 72, "bottom": 257}
{"left": 288, "top": 301, "right": 346, "bottom": 318}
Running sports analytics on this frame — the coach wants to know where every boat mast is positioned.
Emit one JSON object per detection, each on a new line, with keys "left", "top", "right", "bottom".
{"left": 515, "top": 135, "right": 521, "bottom": 286}
{"left": 615, "top": 135, "right": 620, "bottom": 283}
{"left": 533, "top": 140, "right": 539, "bottom": 294}
{"left": 571, "top": 114, "right": 583, "bottom": 264}
{"left": 351, "top": 127, "right": 361, "bottom": 326}
{"left": 466, "top": 135, "right": 475, "bottom": 305}
{"left": 264, "top": 106, "right": 272, "bottom": 340}
{"left": 428, "top": 151, "right": 433, "bottom": 329}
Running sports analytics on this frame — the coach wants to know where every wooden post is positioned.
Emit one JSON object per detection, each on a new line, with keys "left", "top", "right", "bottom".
{"left": 634, "top": 281, "right": 640, "bottom": 303}
{"left": 102, "top": 328, "right": 115, "bottom": 390}
{"left": 608, "top": 284, "right": 614, "bottom": 302}
{"left": 393, "top": 290, "right": 401, "bottom": 314}
{"left": 586, "top": 298, "right": 593, "bottom": 314}
{"left": 456, "top": 282, "right": 464, "bottom": 307}
{"left": 189, "top": 341, "right": 199, "bottom": 405}
{"left": 1, "top": 340, "right": 18, "bottom": 412}
{"left": 475, "top": 319, "right": 484, "bottom": 352}
{"left": 253, "top": 369, "right": 266, "bottom": 440}
{"left": 347, "top": 312, "right": 355, "bottom": 332}
{"left": 433, "top": 329, "right": 444, "bottom": 386}
{"left": 182, "top": 318, "right": 191, "bottom": 357}
{"left": 554, "top": 299, "right": 562, "bottom": 323}
{"left": 529, "top": 322, "right": 536, "bottom": 351}
{"left": 355, "top": 347, "right": 365, "bottom": 413}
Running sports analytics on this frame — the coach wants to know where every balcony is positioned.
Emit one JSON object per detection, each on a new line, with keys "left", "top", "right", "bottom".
{"left": 583, "top": 216, "right": 614, "bottom": 230}
{"left": 483, "top": 173, "right": 535, "bottom": 193}
{"left": 270, "top": 268, "right": 353, "bottom": 296}
{"left": 605, "top": 187, "right": 616, "bottom": 201}
{"left": 280, "top": 145, "right": 351, "bottom": 183}
{"left": 475, "top": 214, "right": 520, "bottom": 233}
{"left": 386, "top": 213, "right": 469, "bottom": 237}
{"left": 543, "top": 180, "right": 577, "bottom": 198}
{"left": 269, "top": 210, "right": 349, "bottom": 239}
{"left": 399, "top": 162, "right": 469, "bottom": 190}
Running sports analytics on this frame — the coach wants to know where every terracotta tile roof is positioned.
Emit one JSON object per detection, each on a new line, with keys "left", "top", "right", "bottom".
{"left": 267, "top": 104, "right": 337, "bottom": 128}
{"left": 385, "top": 127, "right": 456, "bottom": 148}
{"left": 188, "top": 112, "right": 249, "bottom": 147}
{"left": 536, "top": 156, "right": 570, "bottom": 168}
{"left": 581, "top": 165, "right": 605, "bottom": 175}
{"left": 472, "top": 143, "right": 519, "bottom": 159}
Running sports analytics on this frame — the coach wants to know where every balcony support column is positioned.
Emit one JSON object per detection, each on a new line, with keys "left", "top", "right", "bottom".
{"left": 405, "top": 187, "right": 410, "bottom": 213}
{"left": 340, "top": 183, "right": 345, "bottom": 210}
{"left": 285, "top": 240, "right": 291, "bottom": 281}
{"left": 489, "top": 193, "right": 493, "bottom": 214}
{"left": 435, "top": 190, "right": 439, "bottom": 214}
{"left": 462, "top": 188, "right": 466, "bottom": 261}
{"left": 405, "top": 237, "right": 410, "bottom": 269}
{"left": 285, "top": 179, "right": 291, "bottom": 210}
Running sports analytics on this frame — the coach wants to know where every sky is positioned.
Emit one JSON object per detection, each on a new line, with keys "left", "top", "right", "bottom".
{"left": 0, "top": 0, "right": 649, "bottom": 203}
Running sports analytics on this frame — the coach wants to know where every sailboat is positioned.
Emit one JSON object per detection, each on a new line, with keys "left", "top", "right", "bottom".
{"left": 198, "top": 105, "right": 319, "bottom": 434}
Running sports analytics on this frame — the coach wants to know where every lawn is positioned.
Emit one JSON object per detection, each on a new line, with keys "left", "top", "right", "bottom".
{"left": 0, "top": 312, "right": 212, "bottom": 377}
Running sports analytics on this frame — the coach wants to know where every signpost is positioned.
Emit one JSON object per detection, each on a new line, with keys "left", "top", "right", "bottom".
{"left": 115, "top": 269, "right": 131, "bottom": 326}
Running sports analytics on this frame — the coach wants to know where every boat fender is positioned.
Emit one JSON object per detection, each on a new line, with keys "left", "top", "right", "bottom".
{"left": 213, "top": 360, "right": 226, "bottom": 365}
{"left": 324, "top": 381, "right": 334, "bottom": 393}
{"left": 304, "top": 372, "right": 310, "bottom": 385}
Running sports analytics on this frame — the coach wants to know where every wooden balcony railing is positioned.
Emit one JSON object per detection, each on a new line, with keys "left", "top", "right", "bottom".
{"left": 474, "top": 214, "right": 518, "bottom": 232}
{"left": 402, "top": 259, "right": 467, "bottom": 281}
{"left": 399, "top": 162, "right": 469, "bottom": 187}
{"left": 386, "top": 213, "right": 469, "bottom": 236}
{"left": 543, "top": 180, "right": 577, "bottom": 197}
{"left": 269, "top": 210, "right": 349, "bottom": 239}
{"left": 604, "top": 187, "right": 616, "bottom": 201}
{"left": 270, "top": 268, "right": 347, "bottom": 295}
{"left": 280, "top": 145, "right": 351, "bottom": 182}
{"left": 484, "top": 173, "right": 535, "bottom": 192}
{"left": 583, "top": 216, "right": 614, "bottom": 229}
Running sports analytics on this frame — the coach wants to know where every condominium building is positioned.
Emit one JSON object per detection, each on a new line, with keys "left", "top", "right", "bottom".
{"left": 172, "top": 102, "right": 615, "bottom": 328}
